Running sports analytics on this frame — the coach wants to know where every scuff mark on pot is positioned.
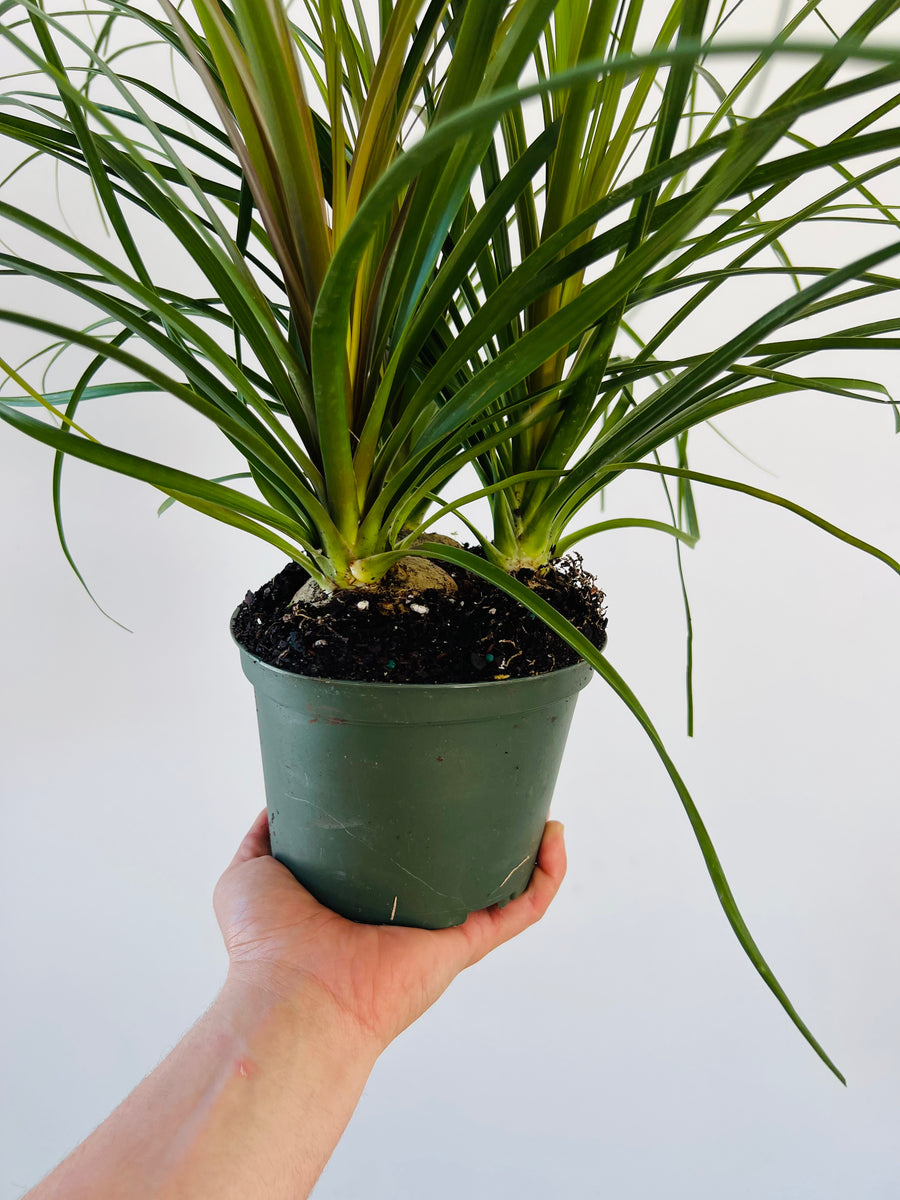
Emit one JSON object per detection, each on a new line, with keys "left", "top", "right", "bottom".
{"left": 313, "top": 813, "right": 367, "bottom": 831}
{"left": 291, "top": 796, "right": 464, "bottom": 903}
{"left": 491, "top": 855, "right": 531, "bottom": 895}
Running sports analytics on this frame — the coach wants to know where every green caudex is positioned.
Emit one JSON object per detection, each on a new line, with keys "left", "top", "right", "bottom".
{"left": 3, "top": 0, "right": 900, "bottom": 1081}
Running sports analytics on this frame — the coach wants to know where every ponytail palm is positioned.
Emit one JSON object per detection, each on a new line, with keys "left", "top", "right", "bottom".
{"left": 2, "top": 0, "right": 899, "bottom": 1081}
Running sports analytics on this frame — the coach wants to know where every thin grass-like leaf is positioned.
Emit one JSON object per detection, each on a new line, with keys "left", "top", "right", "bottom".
{"left": 410, "top": 540, "right": 846, "bottom": 1085}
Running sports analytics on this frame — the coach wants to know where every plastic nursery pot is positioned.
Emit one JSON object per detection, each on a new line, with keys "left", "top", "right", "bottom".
{"left": 233, "top": 620, "right": 593, "bottom": 929}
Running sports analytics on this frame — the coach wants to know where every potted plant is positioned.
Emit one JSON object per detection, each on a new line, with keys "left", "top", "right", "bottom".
{"left": 1, "top": 0, "right": 898, "bottom": 1083}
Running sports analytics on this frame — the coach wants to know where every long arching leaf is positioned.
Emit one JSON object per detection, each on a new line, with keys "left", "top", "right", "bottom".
{"left": 410, "top": 539, "right": 846, "bottom": 1085}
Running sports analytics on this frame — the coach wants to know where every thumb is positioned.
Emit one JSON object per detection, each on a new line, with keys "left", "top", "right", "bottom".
{"left": 448, "top": 820, "right": 567, "bottom": 967}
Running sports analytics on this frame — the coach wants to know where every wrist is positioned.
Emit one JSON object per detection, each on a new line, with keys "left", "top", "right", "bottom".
{"left": 218, "top": 967, "right": 384, "bottom": 1066}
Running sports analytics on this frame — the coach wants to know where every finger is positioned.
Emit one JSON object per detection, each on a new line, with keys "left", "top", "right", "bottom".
{"left": 227, "top": 808, "right": 271, "bottom": 869}
{"left": 453, "top": 820, "right": 567, "bottom": 966}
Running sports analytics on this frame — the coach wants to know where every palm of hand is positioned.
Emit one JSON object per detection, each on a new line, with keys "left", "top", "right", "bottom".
{"left": 214, "top": 810, "right": 566, "bottom": 1050}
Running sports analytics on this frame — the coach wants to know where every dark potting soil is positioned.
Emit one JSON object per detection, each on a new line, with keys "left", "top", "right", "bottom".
{"left": 231, "top": 552, "right": 608, "bottom": 685}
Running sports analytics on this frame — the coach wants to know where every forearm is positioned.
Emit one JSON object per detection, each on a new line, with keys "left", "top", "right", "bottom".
{"left": 26, "top": 974, "right": 379, "bottom": 1200}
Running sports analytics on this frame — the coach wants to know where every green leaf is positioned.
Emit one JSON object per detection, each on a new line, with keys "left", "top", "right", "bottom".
{"left": 556, "top": 517, "right": 698, "bottom": 556}
{"left": 409, "top": 540, "right": 846, "bottom": 1085}
{"left": 158, "top": 473, "right": 252, "bottom": 516}
{"left": 0, "top": 397, "right": 317, "bottom": 554}
{"left": 0, "top": 380, "right": 160, "bottom": 407}
{"left": 606, "top": 463, "right": 900, "bottom": 579}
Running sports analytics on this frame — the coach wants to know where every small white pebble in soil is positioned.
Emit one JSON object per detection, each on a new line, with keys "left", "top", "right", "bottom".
{"left": 410, "top": 603, "right": 429, "bottom": 615}
{"left": 356, "top": 600, "right": 369, "bottom": 610}
{"left": 314, "top": 639, "right": 327, "bottom": 647}
{"left": 488, "top": 607, "right": 497, "bottom": 615}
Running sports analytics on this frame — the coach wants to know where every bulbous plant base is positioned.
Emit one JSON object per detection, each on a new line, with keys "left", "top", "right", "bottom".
{"left": 234, "top": 628, "right": 592, "bottom": 928}
{"left": 291, "top": 554, "right": 458, "bottom": 609}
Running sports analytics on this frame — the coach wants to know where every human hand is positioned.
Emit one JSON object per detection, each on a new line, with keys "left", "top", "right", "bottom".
{"left": 213, "top": 809, "right": 566, "bottom": 1053}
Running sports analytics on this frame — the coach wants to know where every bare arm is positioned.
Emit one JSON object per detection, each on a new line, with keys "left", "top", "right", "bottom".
{"left": 26, "top": 811, "right": 566, "bottom": 1199}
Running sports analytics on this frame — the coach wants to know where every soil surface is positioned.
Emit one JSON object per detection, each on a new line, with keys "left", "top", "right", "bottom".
{"left": 232, "top": 551, "right": 608, "bottom": 684}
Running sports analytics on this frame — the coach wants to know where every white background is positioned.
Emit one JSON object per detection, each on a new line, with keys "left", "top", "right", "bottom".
{"left": 2, "top": 3, "right": 900, "bottom": 1197}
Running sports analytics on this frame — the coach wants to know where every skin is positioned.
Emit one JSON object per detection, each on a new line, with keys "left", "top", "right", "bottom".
{"left": 25, "top": 810, "right": 567, "bottom": 1199}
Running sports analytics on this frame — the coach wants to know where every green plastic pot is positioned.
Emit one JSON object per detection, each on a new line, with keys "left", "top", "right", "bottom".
{"left": 234, "top": 622, "right": 592, "bottom": 929}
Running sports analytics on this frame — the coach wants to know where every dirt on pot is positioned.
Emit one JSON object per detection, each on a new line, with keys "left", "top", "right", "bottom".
{"left": 232, "top": 550, "right": 608, "bottom": 684}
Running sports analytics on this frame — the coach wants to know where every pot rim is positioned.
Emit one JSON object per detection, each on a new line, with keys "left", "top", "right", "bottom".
{"left": 231, "top": 609, "right": 594, "bottom": 723}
